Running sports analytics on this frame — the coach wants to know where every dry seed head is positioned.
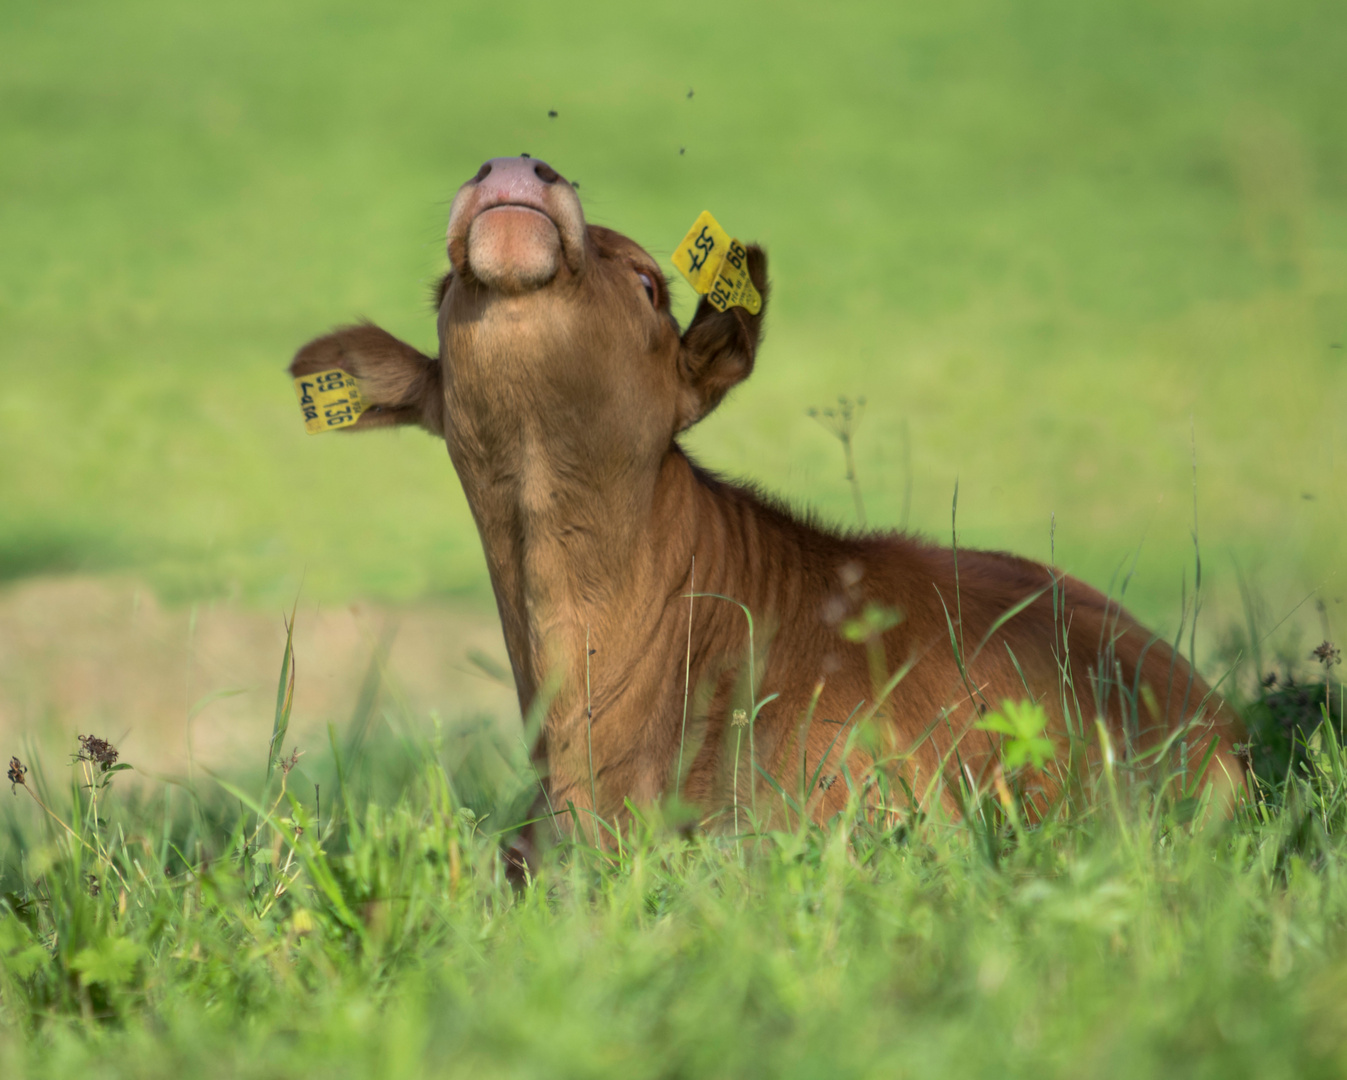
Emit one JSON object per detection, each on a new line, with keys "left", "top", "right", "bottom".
{"left": 1311, "top": 641, "right": 1341, "bottom": 669}
{"left": 7, "top": 756, "right": 26, "bottom": 793}
{"left": 731, "top": 708, "right": 748, "bottom": 728}
{"left": 807, "top": 396, "right": 866, "bottom": 440}
{"left": 76, "top": 734, "right": 119, "bottom": 771}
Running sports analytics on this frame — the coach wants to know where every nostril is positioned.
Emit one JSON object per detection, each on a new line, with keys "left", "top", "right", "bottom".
{"left": 472, "top": 162, "right": 492, "bottom": 183}
{"left": 534, "top": 162, "right": 560, "bottom": 184}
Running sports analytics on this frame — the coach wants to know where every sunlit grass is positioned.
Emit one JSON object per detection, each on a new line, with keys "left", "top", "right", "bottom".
{"left": 0, "top": 622, "right": 1344, "bottom": 1078}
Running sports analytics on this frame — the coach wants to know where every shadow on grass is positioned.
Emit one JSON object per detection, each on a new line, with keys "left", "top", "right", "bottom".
{"left": 0, "top": 530, "right": 132, "bottom": 585}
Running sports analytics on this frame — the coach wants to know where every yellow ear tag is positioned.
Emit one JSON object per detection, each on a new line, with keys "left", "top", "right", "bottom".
{"left": 293, "top": 368, "right": 368, "bottom": 434}
{"left": 671, "top": 210, "right": 762, "bottom": 315}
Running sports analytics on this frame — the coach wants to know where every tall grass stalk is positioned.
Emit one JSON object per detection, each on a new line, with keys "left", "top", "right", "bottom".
{"left": 676, "top": 556, "right": 695, "bottom": 800}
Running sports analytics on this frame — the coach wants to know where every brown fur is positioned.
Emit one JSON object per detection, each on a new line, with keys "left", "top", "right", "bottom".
{"left": 290, "top": 161, "right": 1244, "bottom": 834}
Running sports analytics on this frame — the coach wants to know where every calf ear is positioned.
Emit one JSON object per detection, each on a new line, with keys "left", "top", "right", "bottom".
{"left": 290, "top": 323, "right": 443, "bottom": 434}
{"left": 674, "top": 245, "right": 769, "bottom": 430}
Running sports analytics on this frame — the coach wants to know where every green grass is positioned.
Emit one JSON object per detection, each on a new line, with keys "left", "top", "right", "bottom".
{"left": 2, "top": 0, "right": 1344, "bottom": 631}
{"left": 1, "top": 629, "right": 1346, "bottom": 1079}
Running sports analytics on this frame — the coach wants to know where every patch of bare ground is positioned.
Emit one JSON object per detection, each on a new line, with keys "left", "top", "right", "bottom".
{"left": 0, "top": 576, "right": 518, "bottom": 778}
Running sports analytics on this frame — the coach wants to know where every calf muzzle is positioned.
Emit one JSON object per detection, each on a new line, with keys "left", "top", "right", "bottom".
{"left": 446, "top": 156, "right": 587, "bottom": 292}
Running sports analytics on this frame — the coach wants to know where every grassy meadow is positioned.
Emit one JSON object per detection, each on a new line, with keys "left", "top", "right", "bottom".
{"left": 0, "top": 644, "right": 1345, "bottom": 1078}
{"left": 2, "top": 0, "right": 1347, "bottom": 1074}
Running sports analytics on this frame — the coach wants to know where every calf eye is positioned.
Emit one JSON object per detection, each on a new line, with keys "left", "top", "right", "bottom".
{"left": 636, "top": 270, "right": 657, "bottom": 306}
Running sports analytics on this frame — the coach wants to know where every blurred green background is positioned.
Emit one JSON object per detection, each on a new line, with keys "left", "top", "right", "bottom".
{"left": 2, "top": 0, "right": 1344, "bottom": 638}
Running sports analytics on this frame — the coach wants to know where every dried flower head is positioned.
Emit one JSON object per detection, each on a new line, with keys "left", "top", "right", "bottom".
{"left": 76, "top": 735, "right": 120, "bottom": 771}
{"left": 731, "top": 708, "right": 748, "bottom": 728}
{"left": 87, "top": 873, "right": 100, "bottom": 897}
{"left": 280, "top": 747, "right": 304, "bottom": 775}
{"left": 7, "top": 756, "right": 27, "bottom": 793}
{"left": 1261, "top": 672, "right": 1279, "bottom": 689}
{"left": 1311, "top": 641, "right": 1341, "bottom": 669}
{"left": 806, "top": 395, "right": 867, "bottom": 440}
{"left": 818, "top": 775, "right": 837, "bottom": 791}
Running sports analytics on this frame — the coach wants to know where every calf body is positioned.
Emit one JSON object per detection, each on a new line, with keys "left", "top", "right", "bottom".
{"left": 291, "top": 157, "right": 1243, "bottom": 826}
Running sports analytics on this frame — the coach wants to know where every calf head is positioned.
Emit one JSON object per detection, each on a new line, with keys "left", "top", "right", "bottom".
{"left": 291, "top": 157, "right": 771, "bottom": 490}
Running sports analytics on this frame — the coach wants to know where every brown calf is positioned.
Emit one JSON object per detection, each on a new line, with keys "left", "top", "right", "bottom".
{"left": 290, "top": 156, "right": 1244, "bottom": 832}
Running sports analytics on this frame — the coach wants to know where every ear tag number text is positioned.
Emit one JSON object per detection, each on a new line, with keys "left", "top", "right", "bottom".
{"left": 293, "top": 368, "right": 369, "bottom": 434}
{"left": 671, "top": 210, "right": 762, "bottom": 315}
